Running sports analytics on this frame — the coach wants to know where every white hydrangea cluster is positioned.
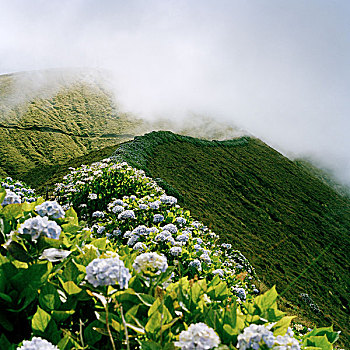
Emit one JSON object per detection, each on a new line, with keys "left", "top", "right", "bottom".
{"left": 17, "top": 337, "right": 59, "bottom": 350}
{"left": 175, "top": 323, "right": 220, "bottom": 350}
{"left": 2, "top": 189, "right": 21, "bottom": 206}
{"left": 118, "top": 210, "right": 136, "bottom": 220}
{"left": 85, "top": 257, "right": 131, "bottom": 289}
{"left": 236, "top": 324, "right": 300, "bottom": 350}
{"left": 18, "top": 216, "right": 62, "bottom": 240}
{"left": 133, "top": 252, "right": 168, "bottom": 275}
{"left": 35, "top": 201, "right": 65, "bottom": 219}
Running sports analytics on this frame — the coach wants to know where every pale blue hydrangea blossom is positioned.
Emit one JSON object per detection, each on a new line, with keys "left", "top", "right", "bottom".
{"left": 85, "top": 257, "right": 131, "bottom": 289}
{"left": 2, "top": 189, "right": 21, "bottom": 206}
{"left": 170, "top": 246, "right": 182, "bottom": 256}
{"left": 118, "top": 210, "right": 136, "bottom": 220}
{"left": 18, "top": 216, "right": 62, "bottom": 240}
{"left": 189, "top": 259, "right": 202, "bottom": 271}
{"left": 92, "top": 211, "right": 105, "bottom": 218}
{"left": 153, "top": 214, "right": 164, "bottom": 223}
{"left": 17, "top": 337, "right": 59, "bottom": 350}
{"left": 236, "top": 324, "right": 276, "bottom": 350}
{"left": 133, "top": 252, "right": 168, "bottom": 275}
{"left": 35, "top": 201, "right": 65, "bottom": 219}
{"left": 162, "top": 223, "right": 178, "bottom": 234}
{"left": 175, "top": 323, "right": 220, "bottom": 350}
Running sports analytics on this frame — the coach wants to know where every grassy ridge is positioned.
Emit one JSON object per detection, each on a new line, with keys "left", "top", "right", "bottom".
{"left": 111, "top": 131, "right": 350, "bottom": 347}
{"left": 0, "top": 72, "right": 140, "bottom": 181}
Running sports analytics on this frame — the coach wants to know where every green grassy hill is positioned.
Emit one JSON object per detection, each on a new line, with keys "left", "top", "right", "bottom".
{"left": 0, "top": 71, "right": 142, "bottom": 180}
{"left": 1, "top": 71, "right": 349, "bottom": 347}
{"left": 109, "top": 131, "right": 350, "bottom": 347}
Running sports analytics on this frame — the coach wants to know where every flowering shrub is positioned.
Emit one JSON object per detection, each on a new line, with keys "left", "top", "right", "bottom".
{"left": 1, "top": 177, "right": 37, "bottom": 204}
{"left": 0, "top": 163, "right": 341, "bottom": 349}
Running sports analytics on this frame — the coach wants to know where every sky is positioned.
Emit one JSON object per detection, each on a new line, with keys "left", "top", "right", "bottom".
{"left": 0, "top": 0, "right": 349, "bottom": 184}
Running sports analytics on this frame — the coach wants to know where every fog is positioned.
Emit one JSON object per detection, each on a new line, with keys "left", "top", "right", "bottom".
{"left": 0, "top": 0, "right": 349, "bottom": 184}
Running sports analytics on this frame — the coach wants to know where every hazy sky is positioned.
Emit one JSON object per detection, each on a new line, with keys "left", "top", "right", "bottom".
{"left": 0, "top": 0, "right": 349, "bottom": 184}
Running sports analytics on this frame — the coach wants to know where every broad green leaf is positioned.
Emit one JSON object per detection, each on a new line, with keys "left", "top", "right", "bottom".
{"left": 304, "top": 326, "right": 339, "bottom": 344}
{"left": 254, "top": 286, "right": 278, "bottom": 311}
{"left": 39, "top": 284, "right": 61, "bottom": 310}
{"left": 0, "top": 312, "right": 14, "bottom": 332}
{"left": 51, "top": 310, "right": 75, "bottom": 322}
{"left": 304, "top": 335, "right": 332, "bottom": 350}
{"left": 272, "top": 316, "right": 295, "bottom": 336}
{"left": 138, "top": 340, "right": 162, "bottom": 350}
{"left": 0, "top": 291, "right": 12, "bottom": 303}
{"left": 32, "top": 306, "right": 51, "bottom": 332}
{"left": 91, "top": 237, "right": 107, "bottom": 250}
{"left": 60, "top": 280, "right": 82, "bottom": 295}
{"left": 145, "top": 310, "right": 162, "bottom": 333}
{"left": 7, "top": 241, "right": 33, "bottom": 263}
{"left": 64, "top": 207, "right": 78, "bottom": 225}
{"left": 0, "top": 187, "right": 6, "bottom": 204}
{"left": 84, "top": 320, "right": 103, "bottom": 345}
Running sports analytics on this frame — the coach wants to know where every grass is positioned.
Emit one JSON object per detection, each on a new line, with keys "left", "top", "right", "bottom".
{"left": 110, "top": 131, "right": 350, "bottom": 347}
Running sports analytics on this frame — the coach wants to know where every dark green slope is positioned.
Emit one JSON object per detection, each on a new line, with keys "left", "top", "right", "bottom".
{"left": 0, "top": 71, "right": 141, "bottom": 181}
{"left": 112, "top": 131, "right": 350, "bottom": 346}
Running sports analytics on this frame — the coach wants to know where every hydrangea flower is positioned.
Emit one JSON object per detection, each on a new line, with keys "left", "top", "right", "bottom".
{"left": 176, "top": 217, "right": 187, "bottom": 225}
{"left": 174, "top": 323, "right": 220, "bottom": 350}
{"left": 88, "top": 193, "right": 98, "bottom": 200}
{"left": 189, "top": 259, "right": 202, "bottom": 272}
{"left": 133, "top": 242, "right": 147, "bottom": 251}
{"left": 17, "top": 337, "right": 59, "bottom": 350}
{"left": 2, "top": 189, "right": 21, "bottom": 206}
{"left": 92, "top": 211, "right": 105, "bottom": 218}
{"left": 212, "top": 269, "right": 225, "bottom": 278}
{"left": 18, "top": 216, "right": 62, "bottom": 241}
{"left": 118, "top": 210, "right": 136, "bottom": 220}
{"left": 234, "top": 287, "right": 247, "bottom": 300}
{"left": 160, "top": 195, "right": 177, "bottom": 205}
{"left": 133, "top": 252, "right": 168, "bottom": 275}
{"left": 162, "top": 223, "right": 178, "bottom": 234}
{"left": 35, "top": 201, "right": 65, "bottom": 219}
{"left": 127, "top": 235, "right": 139, "bottom": 247}
{"left": 149, "top": 200, "right": 161, "bottom": 209}
{"left": 153, "top": 214, "right": 164, "bottom": 223}
{"left": 112, "top": 205, "right": 125, "bottom": 213}
{"left": 177, "top": 233, "right": 190, "bottom": 242}
{"left": 237, "top": 324, "right": 275, "bottom": 350}
{"left": 85, "top": 257, "right": 131, "bottom": 288}
{"left": 132, "top": 225, "right": 149, "bottom": 235}
{"left": 170, "top": 246, "right": 182, "bottom": 256}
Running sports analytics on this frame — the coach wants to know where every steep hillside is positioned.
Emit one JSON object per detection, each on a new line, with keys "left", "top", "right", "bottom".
{"left": 0, "top": 71, "right": 141, "bottom": 180}
{"left": 110, "top": 131, "right": 350, "bottom": 347}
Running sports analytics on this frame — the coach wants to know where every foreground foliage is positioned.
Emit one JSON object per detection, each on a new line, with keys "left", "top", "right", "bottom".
{"left": 0, "top": 160, "right": 341, "bottom": 349}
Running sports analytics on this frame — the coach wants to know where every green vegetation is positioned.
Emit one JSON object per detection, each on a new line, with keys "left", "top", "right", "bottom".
{"left": 0, "top": 72, "right": 140, "bottom": 182}
{"left": 110, "top": 131, "right": 350, "bottom": 347}
{"left": 0, "top": 162, "right": 339, "bottom": 349}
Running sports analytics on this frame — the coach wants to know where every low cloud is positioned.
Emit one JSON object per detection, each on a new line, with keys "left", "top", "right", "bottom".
{"left": 0, "top": 0, "right": 349, "bottom": 184}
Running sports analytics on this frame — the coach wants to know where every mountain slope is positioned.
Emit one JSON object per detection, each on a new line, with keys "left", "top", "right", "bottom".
{"left": 0, "top": 71, "right": 141, "bottom": 180}
{"left": 111, "top": 131, "right": 350, "bottom": 346}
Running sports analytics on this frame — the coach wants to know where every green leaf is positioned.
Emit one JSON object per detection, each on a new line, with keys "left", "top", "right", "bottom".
{"left": 272, "top": 316, "right": 295, "bottom": 336}
{"left": 84, "top": 320, "right": 103, "bottom": 345}
{"left": 0, "top": 291, "right": 12, "bottom": 303}
{"left": 60, "top": 280, "right": 82, "bottom": 295}
{"left": 91, "top": 237, "right": 107, "bottom": 250}
{"left": 32, "top": 306, "right": 51, "bottom": 332}
{"left": 254, "top": 285, "right": 278, "bottom": 311}
{"left": 304, "top": 326, "right": 339, "bottom": 344}
{"left": 126, "top": 322, "right": 145, "bottom": 334}
{"left": 51, "top": 310, "right": 75, "bottom": 322}
{"left": 64, "top": 207, "right": 79, "bottom": 225}
{"left": 145, "top": 311, "right": 162, "bottom": 333}
{"left": 304, "top": 335, "right": 332, "bottom": 350}
{"left": 0, "top": 187, "right": 6, "bottom": 205}
{"left": 1, "top": 203, "right": 23, "bottom": 220}
{"left": 0, "top": 334, "right": 12, "bottom": 350}
{"left": 0, "top": 312, "right": 14, "bottom": 332}
{"left": 6, "top": 241, "right": 33, "bottom": 263}
{"left": 138, "top": 340, "right": 162, "bottom": 350}
{"left": 39, "top": 283, "right": 61, "bottom": 310}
